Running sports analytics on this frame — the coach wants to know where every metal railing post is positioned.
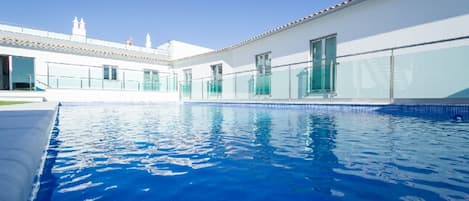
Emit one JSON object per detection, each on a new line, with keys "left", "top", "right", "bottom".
{"left": 28, "top": 74, "right": 32, "bottom": 91}
{"left": 390, "top": 50, "right": 395, "bottom": 104}
{"left": 88, "top": 68, "right": 91, "bottom": 88}
{"left": 47, "top": 63, "right": 50, "bottom": 87}
{"left": 167, "top": 76, "right": 169, "bottom": 92}
{"left": 122, "top": 72, "right": 126, "bottom": 90}
{"left": 329, "top": 61, "right": 333, "bottom": 102}
{"left": 307, "top": 67, "right": 310, "bottom": 95}
{"left": 234, "top": 73, "right": 237, "bottom": 99}
{"left": 179, "top": 83, "right": 182, "bottom": 101}
{"left": 288, "top": 65, "right": 291, "bottom": 101}
{"left": 322, "top": 63, "right": 326, "bottom": 98}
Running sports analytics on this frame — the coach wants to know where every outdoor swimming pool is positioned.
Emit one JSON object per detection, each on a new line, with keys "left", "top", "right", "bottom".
{"left": 35, "top": 103, "right": 469, "bottom": 201}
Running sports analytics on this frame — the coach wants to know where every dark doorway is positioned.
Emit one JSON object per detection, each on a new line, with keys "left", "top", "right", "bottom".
{"left": 0, "top": 56, "right": 10, "bottom": 90}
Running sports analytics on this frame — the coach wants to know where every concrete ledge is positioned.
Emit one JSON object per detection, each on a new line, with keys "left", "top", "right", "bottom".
{"left": 0, "top": 90, "right": 179, "bottom": 102}
{"left": 0, "top": 102, "right": 58, "bottom": 201}
{"left": 0, "top": 91, "right": 46, "bottom": 102}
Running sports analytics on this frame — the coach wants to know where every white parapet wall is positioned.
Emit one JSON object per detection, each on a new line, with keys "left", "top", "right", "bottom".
{"left": 43, "top": 89, "right": 179, "bottom": 102}
{"left": 0, "top": 90, "right": 179, "bottom": 102}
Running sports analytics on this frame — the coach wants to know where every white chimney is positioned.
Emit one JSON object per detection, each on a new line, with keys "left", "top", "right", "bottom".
{"left": 145, "top": 33, "right": 152, "bottom": 48}
{"left": 72, "top": 17, "right": 79, "bottom": 35}
{"left": 79, "top": 18, "right": 87, "bottom": 37}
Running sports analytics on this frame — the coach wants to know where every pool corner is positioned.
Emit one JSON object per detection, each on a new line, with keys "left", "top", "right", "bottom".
{"left": 0, "top": 101, "right": 59, "bottom": 201}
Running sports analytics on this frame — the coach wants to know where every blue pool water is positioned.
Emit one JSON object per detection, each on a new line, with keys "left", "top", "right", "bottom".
{"left": 36, "top": 104, "right": 469, "bottom": 201}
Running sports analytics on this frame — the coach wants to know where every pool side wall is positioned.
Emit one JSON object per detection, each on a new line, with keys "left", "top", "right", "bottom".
{"left": 0, "top": 102, "right": 58, "bottom": 201}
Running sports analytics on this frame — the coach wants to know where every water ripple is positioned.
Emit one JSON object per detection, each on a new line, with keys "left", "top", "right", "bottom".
{"left": 36, "top": 104, "right": 469, "bottom": 201}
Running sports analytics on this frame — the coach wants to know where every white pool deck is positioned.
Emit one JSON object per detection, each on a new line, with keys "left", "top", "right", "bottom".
{"left": 0, "top": 102, "right": 58, "bottom": 201}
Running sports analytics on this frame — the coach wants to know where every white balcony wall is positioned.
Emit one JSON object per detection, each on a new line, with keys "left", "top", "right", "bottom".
{"left": 173, "top": 0, "right": 469, "bottom": 101}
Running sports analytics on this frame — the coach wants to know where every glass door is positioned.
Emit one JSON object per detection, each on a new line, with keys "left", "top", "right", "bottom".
{"left": 324, "top": 37, "right": 337, "bottom": 91}
{"left": 182, "top": 69, "right": 192, "bottom": 97}
{"left": 209, "top": 64, "right": 222, "bottom": 96}
{"left": 309, "top": 35, "right": 336, "bottom": 94}
{"left": 152, "top": 71, "right": 159, "bottom": 91}
{"left": 311, "top": 40, "right": 323, "bottom": 92}
{"left": 255, "top": 52, "right": 271, "bottom": 95}
{"left": 143, "top": 70, "right": 151, "bottom": 91}
{"left": 11, "top": 56, "right": 35, "bottom": 90}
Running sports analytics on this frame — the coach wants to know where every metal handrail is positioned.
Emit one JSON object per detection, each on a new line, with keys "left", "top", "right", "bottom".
{"left": 35, "top": 74, "right": 177, "bottom": 92}
{"left": 45, "top": 61, "right": 173, "bottom": 74}
{"left": 36, "top": 74, "right": 174, "bottom": 82}
{"left": 184, "top": 35, "right": 469, "bottom": 81}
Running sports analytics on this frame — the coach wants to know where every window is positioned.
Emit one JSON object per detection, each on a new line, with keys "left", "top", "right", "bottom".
{"left": 209, "top": 64, "right": 222, "bottom": 95}
{"left": 183, "top": 69, "right": 192, "bottom": 83}
{"left": 309, "top": 35, "right": 336, "bottom": 93}
{"left": 182, "top": 69, "right": 192, "bottom": 97}
{"left": 111, "top": 68, "right": 117, "bottom": 80}
{"left": 211, "top": 64, "right": 222, "bottom": 81}
{"left": 143, "top": 70, "right": 160, "bottom": 91}
{"left": 103, "top": 67, "right": 109, "bottom": 80}
{"left": 255, "top": 52, "right": 271, "bottom": 95}
{"left": 103, "top": 65, "right": 118, "bottom": 80}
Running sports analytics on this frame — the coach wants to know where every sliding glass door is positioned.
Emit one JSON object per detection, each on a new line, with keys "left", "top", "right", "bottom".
{"left": 309, "top": 35, "right": 337, "bottom": 94}
{"left": 143, "top": 70, "right": 160, "bottom": 91}
{"left": 255, "top": 52, "right": 271, "bottom": 96}
{"left": 209, "top": 64, "right": 222, "bottom": 96}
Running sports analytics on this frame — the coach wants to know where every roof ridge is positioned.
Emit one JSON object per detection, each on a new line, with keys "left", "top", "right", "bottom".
{"left": 223, "top": 0, "right": 354, "bottom": 51}
{"left": 174, "top": 0, "right": 360, "bottom": 62}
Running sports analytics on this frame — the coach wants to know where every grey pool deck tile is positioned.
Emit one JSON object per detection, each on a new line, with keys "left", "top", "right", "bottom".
{"left": 0, "top": 102, "right": 58, "bottom": 201}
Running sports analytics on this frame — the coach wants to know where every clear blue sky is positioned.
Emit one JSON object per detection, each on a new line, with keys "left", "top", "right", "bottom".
{"left": 0, "top": 0, "right": 343, "bottom": 49}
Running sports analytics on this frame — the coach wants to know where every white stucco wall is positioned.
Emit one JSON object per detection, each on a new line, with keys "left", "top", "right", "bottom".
{"left": 173, "top": 0, "right": 469, "bottom": 101}
{"left": 158, "top": 40, "right": 213, "bottom": 60}
{"left": 0, "top": 44, "right": 179, "bottom": 95}
{"left": 0, "top": 45, "right": 171, "bottom": 76}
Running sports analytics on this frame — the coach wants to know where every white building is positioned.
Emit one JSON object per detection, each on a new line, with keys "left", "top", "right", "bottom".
{"left": 1, "top": 0, "right": 469, "bottom": 103}
{"left": 0, "top": 19, "right": 210, "bottom": 102}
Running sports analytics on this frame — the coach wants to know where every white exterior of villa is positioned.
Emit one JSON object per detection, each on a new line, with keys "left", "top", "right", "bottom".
{"left": 0, "top": 0, "right": 469, "bottom": 103}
